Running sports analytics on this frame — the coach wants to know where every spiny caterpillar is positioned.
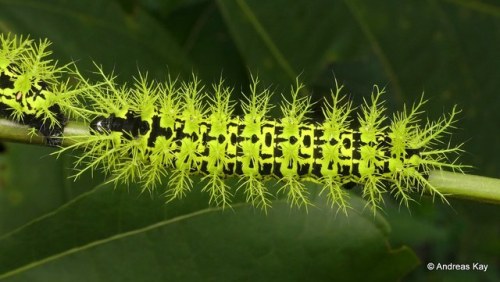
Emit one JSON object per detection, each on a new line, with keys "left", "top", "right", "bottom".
{"left": 0, "top": 35, "right": 466, "bottom": 214}
{"left": 0, "top": 34, "right": 81, "bottom": 145}
{"left": 58, "top": 67, "right": 464, "bottom": 214}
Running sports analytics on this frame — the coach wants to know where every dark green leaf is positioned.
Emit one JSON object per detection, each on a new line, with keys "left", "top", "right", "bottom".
{"left": 0, "top": 196, "right": 418, "bottom": 281}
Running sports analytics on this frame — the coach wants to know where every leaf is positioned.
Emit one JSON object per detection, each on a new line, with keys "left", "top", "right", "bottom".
{"left": 217, "top": 0, "right": 358, "bottom": 87}
{"left": 0, "top": 0, "right": 192, "bottom": 78}
{"left": 143, "top": 0, "right": 249, "bottom": 85}
{"left": 0, "top": 194, "right": 418, "bottom": 281}
{"left": 0, "top": 145, "right": 65, "bottom": 233}
{"left": 0, "top": 180, "right": 211, "bottom": 275}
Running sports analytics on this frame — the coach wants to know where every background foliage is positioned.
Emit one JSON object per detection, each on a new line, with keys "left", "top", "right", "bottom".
{"left": 0, "top": 0, "right": 498, "bottom": 281}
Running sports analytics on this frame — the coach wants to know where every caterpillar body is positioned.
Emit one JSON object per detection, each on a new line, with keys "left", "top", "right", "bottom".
{"left": 0, "top": 35, "right": 465, "bottom": 213}
{"left": 60, "top": 68, "right": 463, "bottom": 213}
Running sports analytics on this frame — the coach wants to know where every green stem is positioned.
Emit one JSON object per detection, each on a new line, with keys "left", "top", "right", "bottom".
{"left": 428, "top": 170, "right": 500, "bottom": 204}
{"left": 0, "top": 118, "right": 45, "bottom": 144}
{"left": 0, "top": 118, "right": 90, "bottom": 146}
{"left": 60, "top": 121, "right": 92, "bottom": 146}
{"left": 1, "top": 118, "right": 499, "bottom": 205}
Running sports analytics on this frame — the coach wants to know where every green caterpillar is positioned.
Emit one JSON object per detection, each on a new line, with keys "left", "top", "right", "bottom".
{"left": 0, "top": 34, "right": 82, "bottom": 145}
{"left": 0, "top": 35, "right": 465, "bottom": 214}
{"left": 59, "top": 66, "right": 464, "bottom": 214}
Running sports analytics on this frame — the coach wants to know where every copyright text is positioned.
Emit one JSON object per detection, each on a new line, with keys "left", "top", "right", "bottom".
{"left": 426, "top": 262, "right": 488, "bottom": 272}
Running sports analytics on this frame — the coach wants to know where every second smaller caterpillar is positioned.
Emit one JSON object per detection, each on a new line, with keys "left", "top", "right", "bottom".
{"left": 0, "top": 34, "right": 84, "bottom": 145}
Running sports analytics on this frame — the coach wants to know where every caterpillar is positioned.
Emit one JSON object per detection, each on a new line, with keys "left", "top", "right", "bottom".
{"left": 0, "top": 34, "right": 466, "bottom": 214}
{"left": 0, "top": 34, "right": 84, "bottom": 145}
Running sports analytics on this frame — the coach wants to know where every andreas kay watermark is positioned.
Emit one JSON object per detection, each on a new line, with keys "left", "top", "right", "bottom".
{"left": 426, "top": 262, "right": 489, "bottom": 272}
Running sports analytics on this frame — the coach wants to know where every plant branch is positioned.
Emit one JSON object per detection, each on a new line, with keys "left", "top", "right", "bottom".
{"left": 428, "top": 170, "right": 500, "bottom": 204}
{"left": 0, "top": 118, "right": 90, "bottom": 146}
